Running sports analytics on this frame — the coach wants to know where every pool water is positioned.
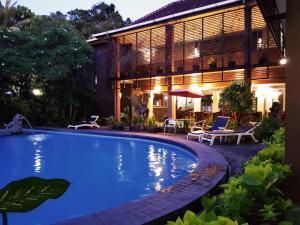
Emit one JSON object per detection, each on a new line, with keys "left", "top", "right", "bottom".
{"left": 0, "top": 132, "right": 198, "bottom": 225}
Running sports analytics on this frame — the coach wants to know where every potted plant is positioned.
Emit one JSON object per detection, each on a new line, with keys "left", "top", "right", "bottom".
{"left": 259, "top": 55, "right": 269, "bottom": 66}
{"left": 107, "top": 116, "right": 124, "bottom": 130}
{"left": 219, "top": 82, "right": 254, "bottom": 125}
{"left": 192, "top": 64, "right": 200, "bottom": 72}
{"left": 228, "top": 54, "right": 236, "bottom": 68}
{"left": 132, "top": 116, "right": 145, "bottom": 131}
{"left": 156, "top": 66, "right": 163, "bottom": 75}
{"left": 121, "top": 106, "right": 131, "bottom": 131}
{"left": 144, "top": 116, "right": 161, "bottom": 133}
{"left": 208, "top": 57, "right": 217, "bottom": 70}
{"left": 177, "top": 66, "right": 184, "bottom": 73}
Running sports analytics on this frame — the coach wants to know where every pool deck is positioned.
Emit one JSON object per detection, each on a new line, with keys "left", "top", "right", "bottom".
{"left": 1, "top": 128, "right": 264, "bottom": 225}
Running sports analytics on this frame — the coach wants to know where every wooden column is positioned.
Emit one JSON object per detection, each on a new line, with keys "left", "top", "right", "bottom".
{"left": 244, "top": 1, "right": 252, "bottom": 83}
{"left": 286, "top": 0, "right": 300, "bottom": 203}
{"left": 114, "top": 39, "right": 121, "bottom": 121}
{"left": 165, "top": 25, "right": 175, "bottom": 118}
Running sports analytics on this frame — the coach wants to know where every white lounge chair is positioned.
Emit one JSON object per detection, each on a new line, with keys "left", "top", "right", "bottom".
{"left": 164, "top": 118, "right": 177, "bottom": 134}
{"left": 68, "top": 115, "right": 100, "bottom": 129}
{"left": 187, "top": 116, "right": 230, "bottom": 141}
{"left": 201, "top": 121, "right": 262, "bottom": 146}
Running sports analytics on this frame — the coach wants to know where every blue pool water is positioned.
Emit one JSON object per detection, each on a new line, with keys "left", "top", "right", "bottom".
{"left": 0, "top": 131, "right": 198, "bottom": 225}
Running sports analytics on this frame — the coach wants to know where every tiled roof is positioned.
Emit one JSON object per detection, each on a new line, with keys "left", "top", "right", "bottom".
{"left": 132, "top": 0, "right": 231, "bottom": 25}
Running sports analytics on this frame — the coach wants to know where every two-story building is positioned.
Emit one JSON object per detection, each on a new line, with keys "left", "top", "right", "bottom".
{"left": 88, "top": 0, "right": 286, "bottom": 121}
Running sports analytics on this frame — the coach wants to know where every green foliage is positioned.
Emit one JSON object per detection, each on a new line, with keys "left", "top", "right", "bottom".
{"left": 0, "top": 1, "right": 34, "bottom": 28}
{"left": 167, "top": 196, "right": 242, "bottom": 225}
{"left": 0, "top": 15, "right": 94, "bottom": 126}
{"left": 132, "top": 116, "right": 145, "bottom": 125}
{"left": 67, "top": 2, "right": 131, "bottom": 38}
{"left": 168, "top": 129, "right": 293, "bottom": 225}
{"left": 219, "top": 83, "right": 254, "bottom": 125}
{"left": 0, "top": 177, "right": 70, "bottom": 225}
{"left": 145, "top": 116, "right": 158, "bottom": 127}
{"left": 218, "top": 129, "right": 293, "bottom": 224}
{"left": 121, "top": 106, "right": 131, "bottom": 126}
{"left": 254, "top": 117, "right": 281, "bottom": 142}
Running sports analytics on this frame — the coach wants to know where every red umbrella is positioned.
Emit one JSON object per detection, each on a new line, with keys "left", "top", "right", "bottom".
{"left": 168, "top": 88, "right": 205, "bottom": 113}
{"left": 168, "top": 88, "right": 205, "bottom": 98}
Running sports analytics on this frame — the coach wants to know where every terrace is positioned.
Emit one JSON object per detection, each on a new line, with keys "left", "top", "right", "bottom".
{"left": 102, "top": 3, "right": 286, "bottom": 122}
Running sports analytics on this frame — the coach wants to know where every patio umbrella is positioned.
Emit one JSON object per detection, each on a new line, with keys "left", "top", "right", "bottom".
{"left": 168, "top": 88, "right": 205, "bottom": 113}
{"left": 168, "top": 88, "right": 205, "bottom": 98}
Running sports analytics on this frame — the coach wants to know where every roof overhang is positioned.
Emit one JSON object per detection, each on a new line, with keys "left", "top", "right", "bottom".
{"left": 89, "top": 0, "right": 243, "bottom": 41}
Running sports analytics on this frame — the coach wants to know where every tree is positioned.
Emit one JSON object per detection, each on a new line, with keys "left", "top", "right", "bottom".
{"left": 219, "top": 82, "right": 254, "bottom": 125}
{"left": 0, "top": 0, "right": 17, "bottom": 27}
{"left": 67, "top": 2, "right": 131, "bottom": 38}
{"left": 0, "top": 1, "right": 34, "bottom": 28}
{"left": 0, "top": 16, "right": 94, "bottom": 125}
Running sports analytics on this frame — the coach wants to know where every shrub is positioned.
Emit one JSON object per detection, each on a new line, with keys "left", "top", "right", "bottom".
{"left": 255, "top": 117, "right": 281, "bottom": 142}
{"left": 167, "top": 196, "right": 242, "bottom": 225}
{"left": 167, "top": 129, "right": 294, "bottom": 225}
{"left": 219, "top": 83, "right": 254, "bottom": 125}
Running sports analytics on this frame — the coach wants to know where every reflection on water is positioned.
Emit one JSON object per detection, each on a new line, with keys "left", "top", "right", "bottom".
{"left": 28, "top": 134, "right": 47, "bottom": 173}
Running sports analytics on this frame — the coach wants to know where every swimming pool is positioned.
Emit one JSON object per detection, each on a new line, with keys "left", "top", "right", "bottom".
{"left": 0, "top": 131, "right": 198, "bottom": 225}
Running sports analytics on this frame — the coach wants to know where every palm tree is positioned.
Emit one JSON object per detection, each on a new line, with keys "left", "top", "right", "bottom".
{"left": 0, "top": 0, "right": 17, "bottom": 28}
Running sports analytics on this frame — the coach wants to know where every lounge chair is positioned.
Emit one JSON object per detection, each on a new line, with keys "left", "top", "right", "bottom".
{"left": 201, "top": 121, "right": 262, "bottom": 146}
{"left": 164, "top": 118, "right": 177, "bottom": 134}
{"left": 68, "top": 115, "right": 100, "bottom": 129}
{"left": 187, "top": 116, "right": 230, "bottom": 140}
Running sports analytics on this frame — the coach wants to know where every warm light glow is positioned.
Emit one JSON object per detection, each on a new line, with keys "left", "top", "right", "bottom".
{"left": 280, "top": 58, "right": 287, "bottom": 65}
{"left": 151, "top": 86, "right": 162, "bottom": 95}
{"left": 190, "top": 84, "right": 202, "bottom": 93}
{"left": 258, "top": 38, "right": 262, "bottom": 44}
{"left": 164, "top": 95, "right": 168, "bottom": 101}
{"left": 255, "top": 87, "right": 280, "bottom": 101}
{"left": 32, "top": 89, "right": 43, "bottom": 96}
{"left": 194, "top": 48, "right": 200, "bottom": 57}
{"left": 119, "top": 92, "right": 122, "bottom": 98}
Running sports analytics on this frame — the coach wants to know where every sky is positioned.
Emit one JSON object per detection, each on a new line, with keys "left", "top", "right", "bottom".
{"left": 17, "top": 0, "right": 175, "bottom": 21}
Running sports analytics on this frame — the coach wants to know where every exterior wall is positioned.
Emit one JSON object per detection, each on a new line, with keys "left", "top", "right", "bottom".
{"left": 286, "top": 0, "right": 300, "bottom": 203}
{"left": 88, "top": 3, "right": 286, "bottom": 120}
{"left": 93, "top": 42, "right": 115, "bottom": 117}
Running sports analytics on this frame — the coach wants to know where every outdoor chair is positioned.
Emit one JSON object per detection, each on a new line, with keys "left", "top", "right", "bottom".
{"left": 68, "top": 115, "right": 100, "bottom": 129}
{"left": 201, "top": 121, "right": 262, "bottom": 146}
{"left": 187, "top": 116, "right": 230, "bottom": 140}
{"left": 164, "top": 118, "right": 177, "bottom": 134}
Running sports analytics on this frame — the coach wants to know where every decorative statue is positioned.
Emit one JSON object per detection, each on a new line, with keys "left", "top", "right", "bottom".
{"left": 5, "top": 114, "right": 24, "bottom": 135}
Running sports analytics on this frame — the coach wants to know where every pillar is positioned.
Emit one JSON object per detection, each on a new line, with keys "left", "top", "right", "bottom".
{"left": 114, "top": 38, "right": 121, "bottom": 121}
{"left": 165, "top": 25, "right": 176, "bottom": 118}
{"left": 148, "top": 93, "right": 154, "bottom": 118}
{"left": 212, "top": 91, "right": 220, "bottom": 113}
{"left": 286, "top": 0, "right": 300, "bottom": 203}
{"left": 244, "top": 1, "right": 252, "bottom": 83}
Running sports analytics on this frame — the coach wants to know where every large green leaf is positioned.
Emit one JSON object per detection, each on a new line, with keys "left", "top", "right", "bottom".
{"left": 0, "top": 177, "right": 70, "bottom": 213}
{"left": 242, "top": 164, "right": 272, "bottom": 186}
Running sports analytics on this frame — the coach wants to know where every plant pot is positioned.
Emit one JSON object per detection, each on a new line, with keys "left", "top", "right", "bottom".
{"left": 156, "top": 69, "right": 163, "bottom": 74}
{"left": 145, "top": 126, "right": 160, "bottom": 133}
{"left": 112, "top": 125, "right": 124, "bottom": 130}
{"left": 209, "top": 63, "right": 217, "bottom": 70}
{"left": 177, "top": 66, "right": 184, "bottom": 73}
{"left": 133, "top": 123, "right": 144, "bottom": 131}
{"left": 192, "top": 65, "right": 200, "bottom": 72}
{"left": 228, "top": 60, "right": 236, "bottom": 68}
